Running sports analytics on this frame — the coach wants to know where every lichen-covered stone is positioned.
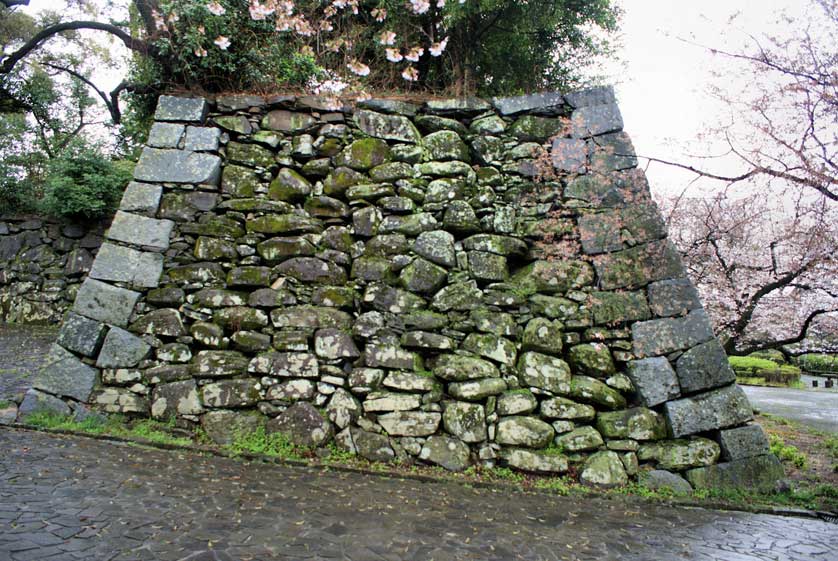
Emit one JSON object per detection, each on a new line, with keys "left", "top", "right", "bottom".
{"left": 664, "top": 385, "right": 753, "bottom": 438}
{"left": 420, "top": 435, "right": 471, "bottom": 471}
{"left": 632, "top": 309, "right": 715, "bottom": 358}
{"left": 96, "top": 327, "right": 150, "bottom": 368}
{"left": 448, "top": 378, "right": 508, "bottom": 401}
{"left": 363, "top": 392, "right": 422, "bottom": 412}
{"left": 203, "top": 379, "right": 260, "bottom": 408}
{"left": 265, "top": 379, "right": 316, "bottom": 402}
{"left": 151, "top": 380, "right": 203, "bottom": 418}
{"left": 271, "top": 306, "right": 352, "bottom": 329}
{"left": 718, "top": 424, "right": 770, "bottom": 461}
{"left": 73, "top": 278, "right": 140, "bottom": 328}
{"left": 382, "top": 372, "right": 438, "bottom": 392}
{"left": 443, "top": 401, "right": 487, "bottom": 442}
{"left": 580, "top": 451, "right": 628, "bottom": 487}
{"left": 595, "top": 408, "right": 667, "bottom": 441}
{"left": 639, "top": 470, "right": 693, "bottom": 494}
{"left": 496, "top": 416, "right": 555, "bottom": 448}
{"left": 556, "top": 425, "right": 604, "bottom": 452}
{"left": 248, "top": 352, "right": 319, "bottom": 378}
{"left": 134, "top": 148, "right": 220, "bottom": 185}
{"left": 213, "top": 307, "right": 269, "bottom": 331}
{"left": 568, "top": 343, "right": 616, "bottom": 378}
{"left": 511, "top": 260, "right": 595, "bottom": 294}
{"left": 521, "top": 318, "right": 563, "bottom": 355}
{"left": 684, "top": 454, "right": 784, "bottom": 491}
{"left": 201, "top": 410, "right": 265, "bottom": 446}
{"left": 400, "top": 257, "right": 448, "bottom": 294}
{"left": 593, "top": 240, "right": 684, "bottom": 291}
{"left": 569, "top": 376, "right": 626, "bottom": 410}
{"left": 354, "top": 109, "right": 420, "bottom": 143}
{"left": 191, "top": 351, "right": 250, "bottom": 378}
{"left": 424, "top": 130, "right": 470, "bottom": 161}
{"left": 517, "top": 352, "right": 571, "bottom": 394}
{"left": 261, "top": 110, "right": 317, "bottom": 133}
{"left": 32, "top": 344, "right": 98, "bottom": 402}
{"left": 540, "top": 397, "right": 596, "bottom": 421}
{"left": 131, "top": 308, "right": 186, "bottom": 337}
{"left": 246, "top": 214, "right": 323, "bottom": 235}
{"left": 675, "top": 340, "right": 736, "bottom": 394}
{"left": 269, "top": 168, "right": 312, "bottom": 202}
{"left": 638, "top": 437, "right": 721, "bottom": 471}
{"left": 336, "top": 137, "right": 392, "bottom": 170}
{"left": 590, "top": 291, "right": 651, "bottom": 325}
{"left": 626, "top": 357, "right": 681, "bottom": 407}
{"left": 497, "top": 390, "right": 538, "bottom": 416}
{"left": 647, "top": 278, "right": 702, "bottom": 317}
{"left": 432, "top": 354, "right": 500, "bottom": 382}
{"left": 267, "top": 402, "right": 333, "bottom": 447}
{"left": 413, "top": 230, "right": 456, "bottom": 268}
{"left": 314, "top": 328, "right": 360, "bottom": 359}
{"left": 56, "top": 312, "right": 107, "bottom": 357}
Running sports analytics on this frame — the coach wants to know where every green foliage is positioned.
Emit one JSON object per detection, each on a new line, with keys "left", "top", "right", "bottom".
{"left": 769, "top": 434, "right": 808, "bottom": 469}
{"left": 38, "top": 144, "right": 133, "bottom": 220}
{"left": 795, "top": 353, "right": 838, "bottom": 373}
{"left": 228, "top": 425, "right": 304, "bottom": 460}
{"left": 23, "top": 410, "right": 192, "bottom": 445}
{"left": 748, "top": 349, "right": 787, "bottom": 365}
{"left": 729, "top": 356, "right": 801, "bottom": 386}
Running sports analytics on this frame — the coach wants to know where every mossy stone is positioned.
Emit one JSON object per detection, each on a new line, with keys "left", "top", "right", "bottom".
{"left": 399, "top": 257, "right": 449, "bottom": 294}
{"left": 569, "top": 375, "right": 626, "bottom": 410}
{"left": 221, "top": 164, "right": 260, "bottom": 197}
{"left": 246, "top": 214, "right": 323, "bottom": 235}
{"left": 269, "top": 168, "right": 312, "bottom": 202}
{"left": 336, "top": 138, "right": 392, "bottom": 170}
{"left": 323, "top": 166, "right": 366, "bottom": 196}
{"left": 423, "top": 130, "right": 470, "bottom": 162}
{"left": 226, "top": 142, "right": 275, "bottom": 168}
{"left": 509, "top": 115, "right": 565, "bottom": 142}
{"left": 568, "top": 343, "right": 616, "bottom": 378}
{"left": 596, "top": 407, "right": 667, "bottom": 441}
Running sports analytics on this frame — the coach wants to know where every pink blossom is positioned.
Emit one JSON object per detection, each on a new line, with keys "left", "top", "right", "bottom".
{"left": 214, "top": 35, "right": 231, "bottom": 50}
{"left": 385, "top": 48, "right": 403, "bottom": 63}
{"left": 207, "top": 1, "right": 226, "bottom": 16}
{"left": 401, "top": 66, "right": 419, "bottom": 81}
{"left": 404, "top": 46, "right": 424, "bottom": 62}
{"left": 378, "top": 31, "right": 396, "bottom": 46}
{"left": 249, "top": 0, "right": 276, "bottom": 20}
{"left": 436, "top": 0, "right": 445, "bottom": 7}
{"left": 347, "top": 60, "right": 371, "bottom": 77}
{"left": 409, "top": 0, "right": 430, "bottom": 14}
{"left": 428, "top": 37, "right": 448, "bottom": 57}
{"left": 194, "top": 47, "right": 208, "bottom": 57}
{"left": 371, "top": 7, "right": 387, "bottom": 22}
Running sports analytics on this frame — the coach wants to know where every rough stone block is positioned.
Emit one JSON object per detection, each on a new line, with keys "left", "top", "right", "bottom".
{"left": 685, "top": 454, "right": 784, "bottom": 491}
{"left": 354, "top": 109, "right": 420, "bottom": 143}
{"left": 571, "top": 103, "right": 623, "bottom": 138}
{"left": 107, "top": 211, "right": 174, "bottom": 251}
{"left": 18, "top": 389, "right": 72, "bottom": 420}
{"left": 551, "top": 138, "right": 588, "bottom": 173}
{"left": 151, "top": 380, "right": 203, "bottom": 418}
{"left": 718, "top": 424, "right": 770, "bottom": 461}
{"left": 154, "top": 95, "right": 208, "bottom": 122}
{"left": 579, "top": 205, "right": 667, "bottom": 255}
{"left": 96, "top": 327, "right": 151, "bottom": 368}
{"left": 202, "top": 379, "right": 260, "bottom": 408}
{"left": 647, "top": 278, "right": 702, "bottom": 317}
{"left": 89, "top": 243, "right": 164, "bottom": 288}
{"left": 590, "top": 291, "right": 651, "bottom": 325}
{"left": 492, "top": 92, "right": 565, "bottom": 115}
{"left": 664, "top": 385, "right": 753, "bottom": 438}
{"left": 631, "top": 309, "right": 715, "bottom": 358}
{"left": 626, "top": 357, "right": 680, "bottom": 407}
{"left": 593, "top": 239, "right": 684, "bottom": 291}
{"left": 134, "top": 148, "right": 222, "bottom": 185}
{"left": 675, "top": 340, "right": 736, "bottom": 394}
{"left": 73, "top": 278, "right": 141, "bottom": 327}
{"left": 120, "top": 182, "right": 163, "bottom": 215}
{"left": 589, "top": 131, "right": 637, "bottom": 172}
{"left": 564, "top": 86, "right": 616, "bottom": 109}
{"left": 55, "top": 312, "right": 108, "bottom": 357}
{"left": 32, "top": 344, "right": 98, "bottom": 402}
{"left": 184, "top": 126, "right": 221, "bottom": 151}
{"left": 147, "top": 122, "right": 184, "bottom": 148}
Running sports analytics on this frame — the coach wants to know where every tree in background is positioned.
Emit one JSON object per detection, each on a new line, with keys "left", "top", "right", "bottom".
{"left": 661, "top": 192, "right": 838, "bottom": 356}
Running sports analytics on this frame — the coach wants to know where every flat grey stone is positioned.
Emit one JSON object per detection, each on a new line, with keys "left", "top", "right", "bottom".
{"left": 551, "top": 138, "right": 589, "bottom": 173}
{"left": 590, "top": 131, "right": 637, "bottom": 172}
{"left": 18, "top": 389, "right": 72, "bottom": 420}
{"left": 571, "top": 103, "right": 623, "bottom": 138}
{"left": 639, "top": 470, "right": 693, "bottom": 494}
{"left": 184, "top": 126, "right": 221, "bottom": 151}
{"left": 664, "top": 385, "right": 753, "bottom": 438}
{"left": 89, "top": 243, "right": 164, "bottom": 288}
{"left": 492, "top": 92, "right": 565, "bottom": 115}
{"left": 357, "top": 98, "right": 420, "bottom": 116}
{"left": 632, "top": 310, "right": 715, "bottom": 358}
{"left": 134, "top": 148, "right": 222, "bottom": 185}
{"left": 154, "top": 95, "right": 208, "bottom": 122}
{"left": 151, "top": 380, "right": 203, "bottom": 418}
{"left": 55, "top": 312, "right": 108, "bottom": 357}
{"left": 216, "top": 94, "right": 265, "bottom": 111}
{"left": 201, "top": 410, "right": 265, "bottom": 446}
{"left": 675, "top": 340, "right": 736, "bottom": 394}
{"left": 73, "top": 278, "right": 141, "bottom": 327}
{"left": 120, "top": 182, "right": 163, "bottom": 215}
{"left": 32, "top": 344, "right": 98, "bottom": 402}
{"left": 564, "top": 86, "right": 616, "bottom": 108}
{"left": 354, "top": 109, "right": 420, "bottom": 143}
{"left": 107, "top": 211, "right": 174, "bottom": 251}
{"left": 647, "top": 279, "right": 702, "bottom": 317}
{"left": 718, "top": 424, "right": 770, "bottom": 461}
{"left": 593, "top": 240, "right": 685, "bottom": 291}
{"left": 147, "top": 122, "right": 184, "bottom": 147}
{"left": 685, "top": 454, "right": 784, "bottom": 491}
{"left": 413, "top": 230, "right": 456, "bottom": 268}
{"left": 96, "top": 327, "right": 151, "bottom": 368}
{"left": 419, "top": 435, "right": 471, "bottom": 471}
{"left": 626, "top": 357, "right": 680, "bottom": 407}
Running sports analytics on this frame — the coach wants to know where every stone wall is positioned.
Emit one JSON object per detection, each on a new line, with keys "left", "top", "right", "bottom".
{"left": 0, "top": 215, "right": 104, "bottom": 324}
{"left": 24, "top": 90, "right": 782, "bottom": 490}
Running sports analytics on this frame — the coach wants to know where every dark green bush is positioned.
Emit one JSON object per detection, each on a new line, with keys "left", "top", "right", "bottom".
{"left": 795, "top": 353, "right": 838, "bottom": 374}
{"left": 38, "top": 146, "right": 134, "bottom": 220}
{"left": 729, "top": 356, "right": 802, "bottom": 386}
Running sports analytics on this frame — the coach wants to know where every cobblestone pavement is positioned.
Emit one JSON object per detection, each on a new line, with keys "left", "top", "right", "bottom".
{"left": 0, "top": 324, "right": 57, "bottom": 401}
{"left": 1, "top": 428, "right": 836, "bottom": 561}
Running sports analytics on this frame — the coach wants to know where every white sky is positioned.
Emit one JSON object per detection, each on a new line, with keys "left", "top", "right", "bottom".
{"left": 611, "top": 0, "right": 811, "bottom": 198}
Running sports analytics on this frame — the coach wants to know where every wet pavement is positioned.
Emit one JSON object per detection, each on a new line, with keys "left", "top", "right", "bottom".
{"left": 1, "top": 428, "right": 836, "bottom": 561}
{"left": 743, "top": 386, "right": 838, "bottom": 434}
{"left": 0, "top": 324, "right": 57, "bottom": 402}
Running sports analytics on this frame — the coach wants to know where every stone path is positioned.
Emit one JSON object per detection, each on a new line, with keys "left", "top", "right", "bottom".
{"left": 1, "top": 428, "right": 835, "bottom": 561}
{"left": 743, "top": 386, "right": 838, "bottom": 433}
{"left": 0, "top": 324, "right": 57, "bottom": 402}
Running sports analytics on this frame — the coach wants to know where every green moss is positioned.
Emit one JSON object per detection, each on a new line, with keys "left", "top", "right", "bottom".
{"left": 24, "top": 411, "right": 191, "bottom": 446}
{"left": 228, "top": 426, "right": 304, "bottom": 460}
{"left": 769, "top": 434, "right": 808, "bottom": 469}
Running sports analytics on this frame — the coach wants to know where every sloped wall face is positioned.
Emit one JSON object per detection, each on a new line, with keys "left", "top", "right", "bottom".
{"left": 0, "top": 216, "right": 103, "bottom": 324}
{"left": 32, "top": 90, "right": 782, "bottom": 489}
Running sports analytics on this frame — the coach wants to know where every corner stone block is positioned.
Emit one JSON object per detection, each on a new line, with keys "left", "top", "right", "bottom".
{"left": 184, "top": 126, "right": 221, "bottom": 152}
{"left": 89, "top": 242, "right": 164, "bottom": 288}
{"left": 593, "top": 239, "right": 684, "bottom": 291}
{"left": 631, "top": 309, "right": 714, "bottom": 358}
{"left": 491, "top": 92, "right": 565, "bottom": 116}
{"left": 564, "top": 86, "right": 616, "bottom": 109}
{"left": 675, "top": 339, "right": 736, "bottom": 394}
{"left": 119, "top": 182, "right": 163, "bottom": 216}
{"left": 154, "top": 95, "right": 208, "bottom": 123}
{"left": 133, "top": 148, "right": 222, "bottom": 185}
{"left": 626, "top": 357, "right": 680, "bottom": 407}
{"left": 55, "top": 312, "right": 108, "bottom": 357}
{"left": 96, "top": 326, "right": 151, "bottom": 369}
{"left": 664, "top": 384, "right": 753, "bottom": 438}
{"left": 147, "top": 122, "right": 185, "bottom": 148}
{"left": 32, "top": 344, "right": 98, "bottom": 402}
{"left": 647, "top": 278, "right": 702, "bottom": 317}
{"left": 107, "top": 211, "right": 174, "bottom": 251}
{"left": 73, "top": 278, "right": 141, "bottom": 328}
{"left": 18, "top": 389, "right": 72, "bottom": 420}
{"left": 685, "top": 454, "right": 783, "bottom": 491}
{"left": 571, "top": 103, "right": 623, "bottom": 138}
{"left": 718, "top": 424, "right": 770, "bottom": 461}
{"left": 551, "top": 138, "right": 588, "bottom": 173}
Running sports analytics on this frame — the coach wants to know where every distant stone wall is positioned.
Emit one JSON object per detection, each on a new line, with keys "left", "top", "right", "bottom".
{"left": 0, "top": 216, "right": 104, "bottom": 324}
{"left": 23, "top": 91, "right": 782, "bottom": 491}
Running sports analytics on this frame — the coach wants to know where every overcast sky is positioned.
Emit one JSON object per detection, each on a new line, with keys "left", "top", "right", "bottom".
{"left": 612, "top": 0, "right": 809, "bottom": 198}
